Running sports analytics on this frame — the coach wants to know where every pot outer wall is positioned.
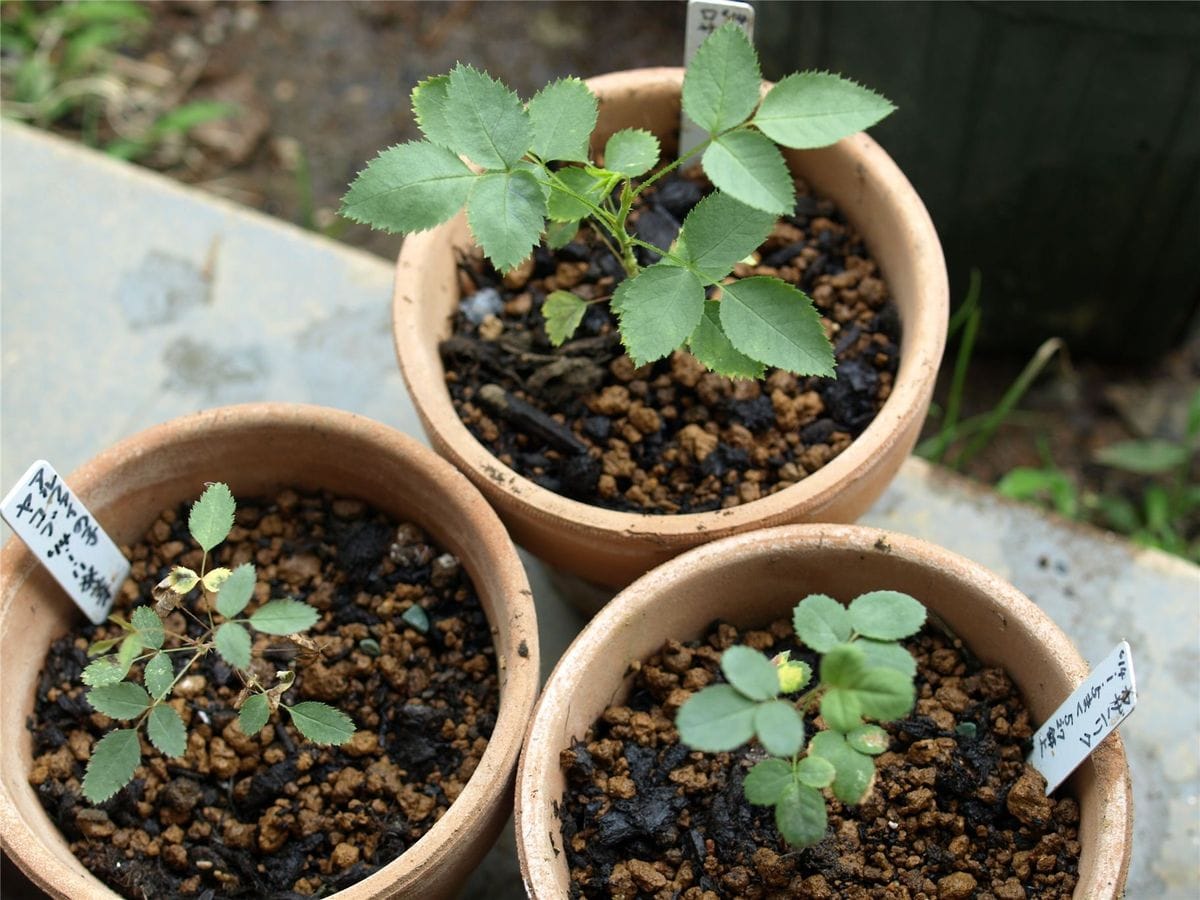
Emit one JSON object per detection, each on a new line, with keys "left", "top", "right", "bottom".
{"left": 516, "top": 524, "right": 1133, "bottom": 899}
{"left": 0, "top": 403, "right": 541, "bottom": 900}
{"left": 394, "top": 67, "right": 949, "bottom": 591}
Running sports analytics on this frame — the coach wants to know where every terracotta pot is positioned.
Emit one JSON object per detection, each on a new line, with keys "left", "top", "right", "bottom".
{"left": 516, "top": 524, "right": 1132, "bottom": 898}
{"left": 0, "top": 403, "right": 540, "bottom": 900}
{"left": 394, "top": 68, "right": 949, "bottom": 590}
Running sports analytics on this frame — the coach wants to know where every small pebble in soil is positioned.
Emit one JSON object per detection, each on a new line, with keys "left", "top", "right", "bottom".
{"left": 27, "top": 490, "right": 500, "bottom": 899}
{"left": 559, "top": 620, "right": 1081, "bottom": 899}
{"left": 442, "top": 172, "right": 901, "bottom": 515}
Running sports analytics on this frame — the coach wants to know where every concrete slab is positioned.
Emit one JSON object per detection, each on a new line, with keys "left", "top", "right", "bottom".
{"left": 2, "top": 121, "right": 1196, "bottom": 898}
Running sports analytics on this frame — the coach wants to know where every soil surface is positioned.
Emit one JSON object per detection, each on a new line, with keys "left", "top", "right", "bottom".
{"left": 28, "top": 489, "right": 499, "bottom": 898}
{"left": 560, "top": 617, "right": 1081, "bottom": 899}
{"left": 444, "top": 173, "right": 900, "bottom": 513}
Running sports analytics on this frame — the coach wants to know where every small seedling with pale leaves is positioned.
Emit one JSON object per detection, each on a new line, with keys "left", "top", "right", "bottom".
{"left": 675, "top": 590, "right": 925, "bottom": 847}
{"left": 342, "top": 23, "right": 894, "bottom": 380}
{"left": 80, "top": 483, "right": 355, "bottom": 803}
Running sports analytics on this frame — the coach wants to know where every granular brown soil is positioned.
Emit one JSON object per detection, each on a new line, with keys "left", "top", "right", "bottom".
{"left": 27, "top": 489, "right": 499, "bottom": 898}
{"left": 559, "top": 617, "right": 1081, "bottom": 899}
{"left": 442, "top": 173, "right": 901, "bottom": 514}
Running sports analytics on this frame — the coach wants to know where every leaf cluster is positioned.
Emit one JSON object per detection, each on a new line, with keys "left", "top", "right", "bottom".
{"left": 81, "top": 483, "right": 355, "bottom": 803}
{"left": 341, "top": 23, "right": 893, "bottom": 380}
{"left": 675, "top": 590, "right": 925, "bottom": 848}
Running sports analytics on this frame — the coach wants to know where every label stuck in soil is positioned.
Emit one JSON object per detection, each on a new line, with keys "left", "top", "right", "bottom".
{"left": 1, "top": 460, "right": 128, "bottom": 624}
{"left": 681, "top": 0, "right": 756, "bottom": 158}
{"left": 1029, "top": 641, "right": 1137, "bottom": 793}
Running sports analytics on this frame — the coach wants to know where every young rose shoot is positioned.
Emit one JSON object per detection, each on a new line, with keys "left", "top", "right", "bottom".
{"left": 80, "top": 483, "right": 355, "bottom": 803}
{"left": 675, "top": 590, "right": 925, "bottom": 847}
{"left": 342, "top": 23, "right": 893, "bottom": 380}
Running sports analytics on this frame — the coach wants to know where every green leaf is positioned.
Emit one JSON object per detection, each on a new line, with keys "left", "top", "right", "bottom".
{"left": 146, "top": 704, "right": 187, "bottom": 758}
{"left": 546, "top": 219, "right": 580, "bottom": 250}
{"left": 543, "top": 291, "right": 588, "bottom": 346}
{"left": 143, "top": 652, "right": 174, "bottom": 701}
{"left": 847, "top": 591, "right": 926, "bottom": 641}
{"left": 88, "top": 637, "right": 121, "bottom": 657}
{"left": 603, "top": 129, "right": 660, "bottom": 177}
{"left": 546, "top": 166, "right": 609, "bottom": 222}
{"left": 117, "top": 633, "right": 143, "bottom": 671}
{"left": 703, "top": 130, "right": 794, "bottom": 215}
{"left": 82, "top": 729, "right": 141, "bottom": 803}
{"left": 613, "top": 264, "right": 705, "bottom": 367}
{"left": 676, "top": 684, "right": 758, "bottom": 752}
{"left": 1093, "top": 439, "right": 1190, "bottom": 475}
{"left": 130, "top": 606, "right": 163, "bottom": 649}
{"left": 847, "top": 723, "right": 890, "bottom": 756}
{"left": 165, "top": 566, "right": 199, "bottom": 595}
{"left": 402, "top": 604, "right": 431, "bottom": 633}
{"left": 853, "top": 667, "right": 916, "bottom": 721}
{"left": 188, "top": 483, "right": 235, "bottom": 553}
{"left": 688, "top": 301, "right": 765, "bottom": 380}
{"left": 88, "top": 682, "right": 151, "bottom": 720}
{"left": 214, "top": 621, "right": 252, "bottom": 669}
{"left": 444, "top": 63, "right": 532, "bottom": 169}
{"left": 411, "top": 75, "right": 454, "bottom": 148}
{"left": 809, "top": 731, "right": 875, "bottom": 804}
{"left": 754, "top": 700, "right": 805, "bottom": 757}
{"left": 467, "top": 169, "right": 548, "bottom": 273}
{"left": 216, "top": 563, "right": 256, "bottom": 618}
{"left": 82, "top": 657, "right": 128, "bottom": 688}
{"left": 238, "top": 693, "right": 270, "bottom": 736}
{"left": 720, "top": 277, "right": 834, "bottom": 376}
{"left": 341, "top": 141, "right": 476, "bottom": 234}
{"left": 744, "top": 758, "right": 793, "bottom": 805}
{"left": 775, "top": 782, "right": 827, "bottom": 848}
{"left": 754, "top": 72, "right": 895, "bottom": 149}
{"left": 820, "top": 688, "right": 863, "bottom": 733}
{"left": 795, "top": 754, "right": 836, "bottom": 788}
{"left": 287, "top": 701, "right": 356, "bottom": 746}
{"left": 249, "top": 599, "right": 320, "bottom": 635}
{"left": 792, "top": 594, "right": 851, "bottom": 653}
{"left": 202, "top": 566, "right": 231, "bottom": 593}
{"left": 821, "top": 643, "right": 866, "bottom": 688}
{"left": 721, "top": 645, "right": 782, "bottom": 701}
{"left": 528, "top": 76, "right": 597, "bottom": 163}
{"left": 776, "top": 657, "right": 813, "bottom": 694}
{"left": 675, "top": 191, "right": 775, "bottom": 282}
{"left": 682, "top": 23, "right": 762, "bottom": 134}
{"left": 857, "top": 639, "right": 917, "bottom": 678}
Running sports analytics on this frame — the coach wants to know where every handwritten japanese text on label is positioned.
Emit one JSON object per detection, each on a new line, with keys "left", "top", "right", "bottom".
{"left": 1029, "top": 641, "right": 1137, "bottom": 794}
{"left": 1, "top": 460, "right": 129, "bottom": 624}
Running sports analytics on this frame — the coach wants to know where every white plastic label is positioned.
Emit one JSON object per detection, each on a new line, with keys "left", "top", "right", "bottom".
{"left": 1029, "top": 641, "right": 1137, "bottom": 794}
{"left": 1, "top": 460, "right": 129, "bottom": 624}
{"left": 680, "top": 0, "right": 756, "bottom": 159}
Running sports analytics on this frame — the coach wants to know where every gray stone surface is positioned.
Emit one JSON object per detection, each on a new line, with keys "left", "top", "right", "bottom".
{"left": 2, "top": 121, "right": 1196, "bottom": 898}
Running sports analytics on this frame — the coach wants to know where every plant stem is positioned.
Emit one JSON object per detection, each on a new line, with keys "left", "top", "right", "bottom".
{"left": 633, "top": 134, "right": 713, "bottom": 198}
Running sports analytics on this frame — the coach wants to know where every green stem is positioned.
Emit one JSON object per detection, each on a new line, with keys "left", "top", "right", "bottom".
{"left": 633, "top": 134, "right": 714, "bottom": 199}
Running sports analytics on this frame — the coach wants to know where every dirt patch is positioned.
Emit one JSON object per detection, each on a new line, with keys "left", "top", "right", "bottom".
{"left": 559, "top": 618, "right": 1080, "bottom": 899}
{"left": 443, "top": 173, "right": 900, "bottom": 514}
{"left": 28, "top": 489, "right": 499, "bottom": 898}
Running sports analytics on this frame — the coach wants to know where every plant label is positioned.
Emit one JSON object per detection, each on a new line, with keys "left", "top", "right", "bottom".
{"left": 1, "top": 460, "right": 129, "bottom": 625}
{"left": 1029, "top": 641, "right": 1137, "bottom": 794}
{"left": 681, "top": 0, "right": 756, "bottom": 159}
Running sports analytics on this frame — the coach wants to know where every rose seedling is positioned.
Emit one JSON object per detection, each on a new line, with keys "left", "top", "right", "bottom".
{"left": 80, "top": 483, "right": 355, "bottom": 803}
{"left": 342, "top": 23, "right": 893, "bottom": 380}
{"left": 675, "top": 590, "right": 925, "bottom": 847}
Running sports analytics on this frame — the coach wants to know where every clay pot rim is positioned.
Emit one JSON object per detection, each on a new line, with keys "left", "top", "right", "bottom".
{"left": 0, "top": 402, "right": 540, "bottom": 900}
{"left": 515, "top": 523, "right": 1132, "bottom": 898}
{"left": 394, "top": 66, "right": 948, "bottom": 543}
